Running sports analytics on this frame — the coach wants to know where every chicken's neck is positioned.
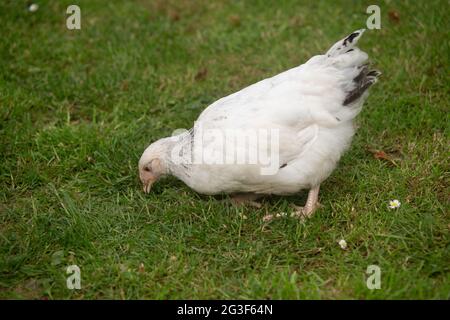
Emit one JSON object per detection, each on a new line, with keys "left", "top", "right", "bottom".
{"left": 165, "top": 130, "right": 194, "bottom": 182}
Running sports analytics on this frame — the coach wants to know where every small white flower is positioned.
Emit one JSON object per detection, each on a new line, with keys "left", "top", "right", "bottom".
{"left": 388, "top": 199, "right": 401, "bottom": 209}
{"left": 28, "top": 4, "right": 39, "bottom": 12}
{"left": 338, "top": 239, "right": 347, "bottom": 250}
{"left": 262, "top": 214, "right": 274, "bottom": 222}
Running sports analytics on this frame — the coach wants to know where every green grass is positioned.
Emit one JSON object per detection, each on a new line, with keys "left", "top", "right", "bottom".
{"left": 0, "top": 0, "right": 449, "bottom": 299}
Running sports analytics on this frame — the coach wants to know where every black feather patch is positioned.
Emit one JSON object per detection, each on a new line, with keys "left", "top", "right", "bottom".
{"left": 343, "top": 68, "right": 381, "bottom": 106}
{"left": 343, "top": 32, "right": 359, "bottom": 46}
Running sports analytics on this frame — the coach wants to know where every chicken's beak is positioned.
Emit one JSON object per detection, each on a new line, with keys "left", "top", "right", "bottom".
{"left": 143, "top": 181, "right": 153, "bottom": 194}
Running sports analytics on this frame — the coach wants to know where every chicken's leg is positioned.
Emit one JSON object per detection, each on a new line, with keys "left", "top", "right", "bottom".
{"left": 292, "top": 185, "right": 321, "bottom": 218}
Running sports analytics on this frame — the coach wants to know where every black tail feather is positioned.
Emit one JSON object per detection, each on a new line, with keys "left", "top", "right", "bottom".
{"left": 343, "top": 67, "right": 381, "bottom": 106}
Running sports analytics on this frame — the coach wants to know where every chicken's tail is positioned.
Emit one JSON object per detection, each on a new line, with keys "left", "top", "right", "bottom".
{"left": 343, "top": 66, "right": 381, "bottom": 105}
{"left": 326, "top": 29, "right": 366, "bottom": 58}
{"left": 325, "top": 29, "right": 381, "bottom": 107}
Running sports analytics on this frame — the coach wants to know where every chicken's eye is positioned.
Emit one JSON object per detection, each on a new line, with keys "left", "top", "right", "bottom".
{"left": 144, "top": 166, "right": 151, "bottom": 172}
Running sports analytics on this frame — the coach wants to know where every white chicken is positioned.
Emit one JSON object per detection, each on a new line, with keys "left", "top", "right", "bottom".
{"left": 139, "top": 29, "right": 380, "bottom": 217}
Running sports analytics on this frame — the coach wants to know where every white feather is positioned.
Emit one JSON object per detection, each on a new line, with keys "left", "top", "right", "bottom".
{"left": 156, "top": 30, "right": 378, "bottom": 195}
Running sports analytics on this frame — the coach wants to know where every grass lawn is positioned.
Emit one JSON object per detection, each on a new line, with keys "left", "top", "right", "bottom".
{"left": 0, "top": 0, "right": 448, "bottom": 299}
